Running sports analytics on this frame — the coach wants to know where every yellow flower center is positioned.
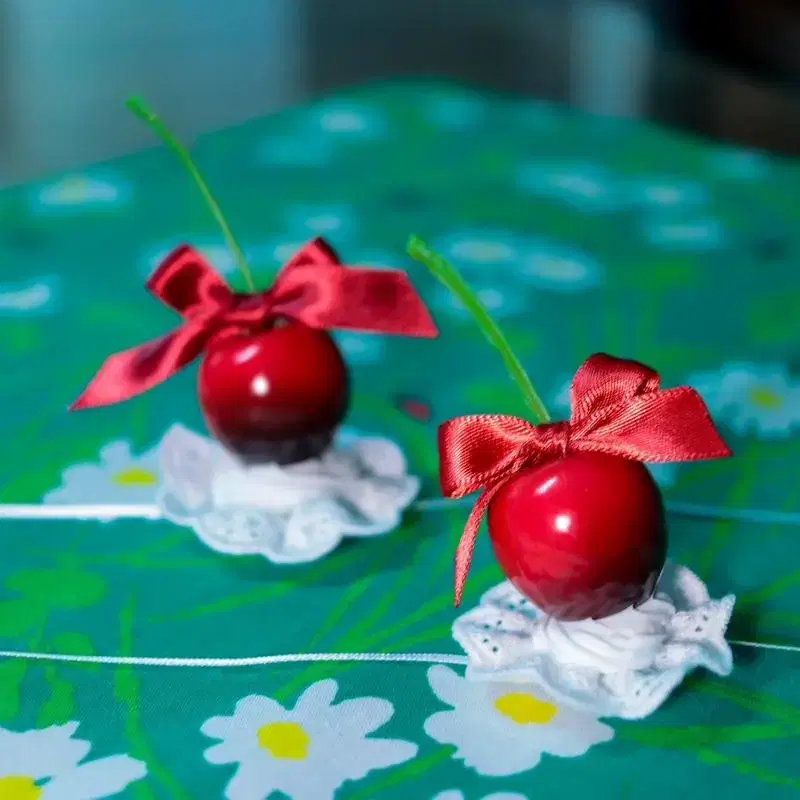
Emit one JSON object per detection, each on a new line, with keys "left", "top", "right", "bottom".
{"left": 112, "top": 467, "right": 159, "bottom": 487}
{"left": 0, "top": 776, "right": 43, "bottom": 800}
{"left": 749, "top": 386, "right": 784, "bottom": 410}
{"left": 494, "top": 692, "right": 558, "bottom": 725}
{"left": 256, "top": 722, "right": 310, "bottom": 760}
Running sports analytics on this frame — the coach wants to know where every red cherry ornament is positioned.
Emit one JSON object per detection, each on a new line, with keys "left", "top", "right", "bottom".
{"left": 408, "top": 235, "right": 731, "bottom": 623}
{"left": 199, "top": 321, "right": 349, "bottom": 464}
{"left": 436, "top": 354, "right": 731, "bottom": 622}
{"left": 71, "top": 239, "right": 437, "bottom": 464}
{"left": 71, "top": 103, "right": 435, "bottom": 464}
{"left": 487, "top": 451, "right": 666, "bottom": 621}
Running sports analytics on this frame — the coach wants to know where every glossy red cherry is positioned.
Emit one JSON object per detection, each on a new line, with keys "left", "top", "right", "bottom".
{"left": 198, "top": 319, "right": 349, "bottom": 465}
{"left": 487, "top": 451, "right": 667, "bottom": 621}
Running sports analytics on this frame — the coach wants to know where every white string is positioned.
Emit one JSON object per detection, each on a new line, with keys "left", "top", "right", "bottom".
{"left": 0, "top": 500, "right": 461, "bottom": 520}
{"left": 0, "top": 650, "right": 470, "bottom": 668}
{"left": 1, "top": 499, "right": 799, "bottom": 525}
{"left": 0, "top": 640, "right": 796, "bottom": 669}
{"left": 0, "top": 504, "right": 163, "bottom": 521}
{"left": 728, "top": 639, "right": 800, "bottom": 654}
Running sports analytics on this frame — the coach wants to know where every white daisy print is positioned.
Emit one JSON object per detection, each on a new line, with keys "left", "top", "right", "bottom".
{"left": 688, "top": 362, "right": 800, "bottom": 439}
{"left": 202, "top": 680, "right": 417, "bottom": 800}
{"left": 44, "top": 440, "right": 161, "bottom": 505}
{"left": 424, "top": 666, "right": 613, "bottom": 777}
{"left": 516, "top": 161, "right": 622, "bottom": 213}
{"left": 0, "top": 276, "right": 59, "bottom": 317}
{"left": 432, "top": 283, "right": 525, "bottom": 320}
{"left": 309, "top": 101, "right": 386, "bottom": 139}
{"left": 642, "top": 217, "right": 725, "bottom": 250}
{"left": 627, "top": 178, "right": 707, "bottom": 208}
{"left": 520, "top": 241, "right": 603, "bottom": 292}
{"left": 423, "top": 90, "right": 486, "bottom": 130}
{"left": 433, "top": 230, "right": 523, "bottom": 270}
{"left": 0, "top": 722, "right": 146, "bottom": 799}
{"left": 433, "top": 791, "right": 528, "bottom": 800}
{"left": 30, "top": 173, "right": 130, "bottom": 213}
{"left": 708, "top": 147, "right": 769, "bottom": 181}
{"left": 284, "top": 204, "right": 357, "bottom": 240}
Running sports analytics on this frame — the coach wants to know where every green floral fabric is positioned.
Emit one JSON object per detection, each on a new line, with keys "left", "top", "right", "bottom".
{"left": 0, "top": 82, "right": 798, "bottom": 799}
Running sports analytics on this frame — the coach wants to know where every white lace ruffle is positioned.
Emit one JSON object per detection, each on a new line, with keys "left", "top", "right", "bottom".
{"left": 452, "top": 562, "right": 735, "bottom": 720}
{"left": 157, "top": 425, "right": 420, "bottom": 564}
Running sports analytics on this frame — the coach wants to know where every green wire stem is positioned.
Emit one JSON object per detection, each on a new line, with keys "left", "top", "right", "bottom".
{"left": 407, "top": 234, "right": 551, "bottom": 424}
{"left": 125, "top": 96, "right": 254, "bottom": 291}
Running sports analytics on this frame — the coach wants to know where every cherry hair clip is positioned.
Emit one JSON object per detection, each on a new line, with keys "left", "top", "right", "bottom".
{"left": 0, "top": 193, "right": 797, "bottom": 722}
{"left": 71, "top": 234, "right": 437, "bottom": 464}
{"left": 50, "top": 98, "right": 440, "bottom": 564}
{"left": 407, "top": 235, "right": 740, "bottom": 718}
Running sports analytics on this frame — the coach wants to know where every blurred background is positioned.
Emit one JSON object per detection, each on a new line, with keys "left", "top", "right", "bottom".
{"left": 0, "top": 0, "right": 798, "bottom": 187}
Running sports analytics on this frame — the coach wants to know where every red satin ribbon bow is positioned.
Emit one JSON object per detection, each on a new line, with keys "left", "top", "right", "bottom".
{"left": 439, "top": 353, "right": 732, "bottom": 605}
{"left": 72, "top": 237, "right": 438, "bottom": 409}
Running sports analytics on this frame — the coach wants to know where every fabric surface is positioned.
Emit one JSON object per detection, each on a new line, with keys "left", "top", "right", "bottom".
{"left": 0, "top": 81, "right": 798, "bottom": 799}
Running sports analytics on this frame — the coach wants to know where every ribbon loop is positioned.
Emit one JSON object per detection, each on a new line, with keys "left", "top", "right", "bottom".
{"left": 569, "top": 353, "right": 661, "bottom": 426}
{"left": 439, "top": 353, "right": 732, "bottom": 605}
{"left": 72, "top": 238, "right": 438, "bottom": 410}
{"left": 146, "top": 245, "right": 233, "bottom": 318}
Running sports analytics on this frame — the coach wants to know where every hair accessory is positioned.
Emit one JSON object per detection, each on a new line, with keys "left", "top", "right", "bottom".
{"left": 439, "top": 353, "right": 731, "bottom": 605}
{"left": 71, "top": 239, "right": 436, "bottom": 410}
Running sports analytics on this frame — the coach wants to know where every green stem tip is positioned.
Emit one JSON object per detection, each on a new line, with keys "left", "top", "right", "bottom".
{"left": 125, "top": 96, "right": 254, "bottom": 291}
{"left": 406, "top": 234, "right": 550, "bottom": 424}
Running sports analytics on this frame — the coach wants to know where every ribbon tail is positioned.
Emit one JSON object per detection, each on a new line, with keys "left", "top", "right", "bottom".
{"left": 271, "top": 264, "right": 438, "bottom": 338}
{"left": 454, "top": 484, "right": 504, "bottom": 607}
{"left": 71, "top": 323, "right": 211, "bottom": 410}
{"left": 328, "top": 268, "right": 439, "bottom": 338}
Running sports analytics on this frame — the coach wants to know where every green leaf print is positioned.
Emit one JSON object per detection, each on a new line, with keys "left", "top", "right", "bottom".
{"left": 747, "top": 290, "right": 800, "bottom": 345}
{"left": 644, "top": 256, "right": 696, "bottom": 290}
{"left": 115, "top": 596, "right": 191, "bottom": 800}
{"left": 0, "top": 660, "right": 27, "bottom": 723}
{"left": 6, "top": 567, "right": 107, "bottom": 610}
{"left": 621, "top": 722, "right": 791, "bottom": 749}
{"left": 37, "top": 667, "right": 76, "bottom": 727}
{"left": 0, "top": 597, "right": 48, "bottom": 638}
{"left": 0, "top": 322, "right": 45, "bottom": 355}
{"left": 464, "top": 381, "right": 529, "bottom": 417}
